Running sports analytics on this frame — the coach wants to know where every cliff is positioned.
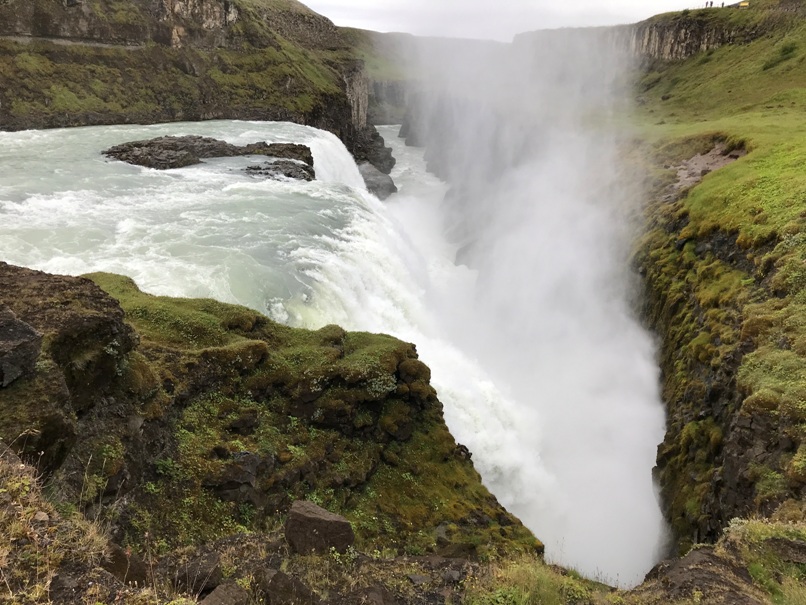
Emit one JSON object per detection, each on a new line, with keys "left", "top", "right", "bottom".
{"left": 0, "top": 0, "right": 396, "bottom": 173}
{"left": 0, "top": 261, "right": 542, "bottom": 602}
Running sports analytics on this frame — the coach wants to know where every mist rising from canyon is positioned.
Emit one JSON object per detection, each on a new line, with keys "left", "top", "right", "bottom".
{"left": 396, "top": 26, "right": 668, "bottom": 585}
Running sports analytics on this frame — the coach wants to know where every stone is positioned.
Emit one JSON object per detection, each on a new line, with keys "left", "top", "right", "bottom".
{"left": 32, "top": 511, "right": 50, "bottom": 523}
{"left": 260, "top": 570, "right": 319, "bottom": 605}
{"left": 101, "top": 543, "right": 148, "bottom": 587}
{"left": 284, "top": 500, "right": 355, "bottom": 554}
{"left": 202, "top": 452, "right": 272, "bottom": 505}
{"left": 358, "top": 162, "right": 397, "bottom": 200}
{"left": 764, "top": 537, "right": 806, "bottom": 564}
{"left": 200, "top": 583, "right": 251, "bottom": 605}
{"left": 0, "top": 306, "right": 42, "bottom": 387}
{"left": 245, "top": 159, "right": 315, "bottom": 181}
{"left": 442, "top": 569, "right": 463, "bottom": 583}
{"left": 406, "top": 574, "right": 429, "bottom": 586}
{"left": 171, "top": 552, "right": 222, "bottom": 594}
{"left": 104, "top": 136, "right": 314, "bottom": 172}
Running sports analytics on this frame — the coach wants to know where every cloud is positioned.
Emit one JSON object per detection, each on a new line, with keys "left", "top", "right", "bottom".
{"left": 304, "top": 0, "right": 694, "bottom": 40}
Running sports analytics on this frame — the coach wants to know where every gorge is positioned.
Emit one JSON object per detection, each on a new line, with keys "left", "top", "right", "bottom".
{"left": 2, "top": 1, "right": 806, "bottom": 604}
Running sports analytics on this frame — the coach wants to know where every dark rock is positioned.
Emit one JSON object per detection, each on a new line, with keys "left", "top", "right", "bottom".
{"left": 201, "top": 583, "right": 251, "bottom": 605}
{"left": 764, "top": 537, "right": 806, "bottom": 564}
{"left": 0, "top": 306, "right": 42, "bottom": 387}
{"left": 104, "top": 136, "right": 314, "bottom": 171}
{"left": 442, "top": 569, "right": 463, "bottom": 583}
{"left": 284, "top": 500, "right": 355, "bottom": 554}
{"left": 203, "top": 452, "right": 269, "bottom": 505}
{"left": 245, "top": 159, "right": 315, "bottom": 181}
{"left": 631, "top": 547, "right": 767, "bottom": 605}
{"left": 260, "top": 569, "right": 320, "bottom": 605}
{"left": 358, "top": 162, "right": 397, "bottom": 200}
{"left": 171, "top": 552, "right": 223, "bottom": 595}
{"left": 353, "top": 127, "right": 396, "bottom": 175}
{"left": 101, "top": 543, "right": 148, "bottom": 587}
{"left": 226, "top": 411, "right": 260, "bottom": 435}
{"left": 407, "top": 574, "right": 429, "bottom": 586}
{"left": 248, "top": 142, "right": 314, "bottom": 166}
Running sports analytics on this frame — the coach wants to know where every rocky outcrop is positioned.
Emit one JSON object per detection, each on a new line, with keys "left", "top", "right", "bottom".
{"left": 284, "top": 500, "right": 355, "bottom": 554}
{"left": 104, "top": 136, "right": 316, "bottom": 180}
{"left": 628, "top": 14, "right": 768, "bottom": 61}
{"left": 0, "top": 306, "right": 42, "bottom": 387}
{"left": 245, "top": 160, "right": 316, "bottom": 181}
{"left": 358, "top": 162, "right": 397, "bottom": 199}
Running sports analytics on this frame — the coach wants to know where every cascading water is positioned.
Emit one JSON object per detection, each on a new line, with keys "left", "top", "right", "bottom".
{"left": 0, "top": 115, "right": 666, "bottom": 585}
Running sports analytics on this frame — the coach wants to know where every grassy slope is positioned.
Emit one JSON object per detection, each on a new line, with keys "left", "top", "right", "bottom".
{"left": 634, "top": 0, "right": 806, "bottom": 572}
{"left": 0, "top": 0, "right": 354, "bottom": 132}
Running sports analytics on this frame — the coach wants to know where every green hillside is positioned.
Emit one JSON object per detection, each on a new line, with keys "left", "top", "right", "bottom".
{"left": 635, "top": 0, "right": 806, "bottom": 559}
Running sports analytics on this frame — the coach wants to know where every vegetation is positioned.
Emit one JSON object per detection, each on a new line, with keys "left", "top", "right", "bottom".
{"left": 77, "top": 272, "right": 541, "bottom": 560}
{"left": 634, "top": 0, "right": 806, "bottom": 555}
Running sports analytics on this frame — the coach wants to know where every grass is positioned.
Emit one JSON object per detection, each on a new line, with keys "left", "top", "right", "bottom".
{"left": 78, "top": 273, "right": 540, "bottom": 559}
{"left": 633, "top": 2, "right": 806, "bottom": 553}
{"left": 0, "top": 445, "right": 109, "bottom": 603}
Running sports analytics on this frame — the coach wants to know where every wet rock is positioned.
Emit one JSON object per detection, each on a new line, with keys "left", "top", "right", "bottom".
{"left": 260, "top": 569, "right": 320, "bottom": 605}
{"left": 284, "top": 500, "right": 355, "bottom": 554}
{"left": 245, "top": 159, "right": 315, "bottom": 181}
{"left": 358, "top": 162, "right": 397, "bottom": 200}
{"left": 0, "top": 306, "right": 42, "bottom": 387}
{"left": 201, "top": 583, "right": 251, "bottom": 605}
{"left": 104, "top": 136, "right": 314, "bottom": 171}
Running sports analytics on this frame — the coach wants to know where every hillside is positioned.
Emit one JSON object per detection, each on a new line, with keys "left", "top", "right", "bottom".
{"left": 0, "top": 0, "right": 396, "bottom": 170}
{"left": 633, "top": 3, "right": 806, "bottom": 552}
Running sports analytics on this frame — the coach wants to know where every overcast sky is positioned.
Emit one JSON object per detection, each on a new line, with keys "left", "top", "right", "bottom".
{"left": 303, "top": 0, "right": 695, "bottom": 41}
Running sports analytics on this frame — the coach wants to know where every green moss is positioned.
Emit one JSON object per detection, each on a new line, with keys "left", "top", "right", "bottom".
{"left": 77, "top": 273, "right": 540, "bottom": 558}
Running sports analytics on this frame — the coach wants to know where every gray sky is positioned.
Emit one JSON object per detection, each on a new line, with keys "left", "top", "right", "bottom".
{"left": 303, "top": 0, "right": 695, "bottom": 40}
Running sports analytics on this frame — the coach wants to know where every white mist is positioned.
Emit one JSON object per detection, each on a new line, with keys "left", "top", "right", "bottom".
{"left": 383, "top": 25, "right": 670, "bottom": 585}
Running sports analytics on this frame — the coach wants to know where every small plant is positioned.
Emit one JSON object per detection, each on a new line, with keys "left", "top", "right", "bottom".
{"left": 763, "top": 42, "right": 798, "bottom": 70}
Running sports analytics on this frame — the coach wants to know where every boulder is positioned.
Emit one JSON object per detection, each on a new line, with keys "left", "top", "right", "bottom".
{"left": 284, "top": 500, "right": 355, "bottom": 554}
{"left": 245, "top": 159, "right": 315, "bottom": 181}
{"left": 260, "top": 570, "right": 319, "bottom": 605}
{"left": 0, "top": 306, "right": 42, "bottom": 387}
{"left": 200, "top": 583, "right": 251, "bottom": 605}
{"left": 358, "top": 163, "right": 397, "bottom": 200}
{"left": 104, "top": 136, "right": 314, "bottom": 173}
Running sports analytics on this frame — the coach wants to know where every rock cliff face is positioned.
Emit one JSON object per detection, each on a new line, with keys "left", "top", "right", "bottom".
{"left": 627, "top": 13, "right": 768, "bottom": 61}
{"left": 513, "top": 9, "right": 781, "bottom": 64}
{"left": 0, "top": 0, "right": 393, "bottom": 173}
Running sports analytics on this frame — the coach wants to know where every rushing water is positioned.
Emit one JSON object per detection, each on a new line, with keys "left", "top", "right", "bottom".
{"left": 0, "top": 120, "right": 666, "bottom": 586}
